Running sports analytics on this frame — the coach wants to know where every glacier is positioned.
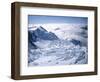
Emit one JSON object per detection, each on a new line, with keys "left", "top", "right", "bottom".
{"left": 28, "top": 23, "right": 88, "bottom": 66}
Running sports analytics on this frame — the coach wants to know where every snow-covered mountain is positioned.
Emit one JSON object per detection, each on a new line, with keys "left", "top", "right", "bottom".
{"left": 28, "top": 26, "right": 59, "bottom": 50}
{"left": 29, "top": 26, "right": 59, "bottom": 41}
{"left": 29, "top": 23, "right": 87, "bottom": 39}
{"left": 28, "top": 23, "right": 88, "bottom": 66}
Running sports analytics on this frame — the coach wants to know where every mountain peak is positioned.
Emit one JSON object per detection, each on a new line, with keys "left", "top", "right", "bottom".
{"left": 37, "top": 26, "right": 47, "bottom": 32}
{"left": 28, "top": 26, "right": 59, "bottom": 41}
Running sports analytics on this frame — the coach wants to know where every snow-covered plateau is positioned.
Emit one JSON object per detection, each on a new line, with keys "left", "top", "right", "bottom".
{"left": 28, "top": 23, "right": 88, "bottom": 66}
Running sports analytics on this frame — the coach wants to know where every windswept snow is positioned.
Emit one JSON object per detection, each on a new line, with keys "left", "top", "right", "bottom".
{"left": 28, "top": 23, "right": 88, "bottom": 66}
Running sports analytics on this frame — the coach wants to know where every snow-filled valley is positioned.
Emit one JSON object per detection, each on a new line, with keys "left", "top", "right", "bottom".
{"left": 28, "top": 23, "right": 88, "bottom": 66}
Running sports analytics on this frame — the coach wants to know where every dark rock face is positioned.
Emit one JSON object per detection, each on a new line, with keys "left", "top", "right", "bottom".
{"left": 28, "top": 31, "right": 37, "bottom": 49}
{"left": 70, "top": 39, "right": 82, "bottom": 46}
{"left": 33, "top": 26, "right": 59, "bottom": 41}
{"left": 81, "top": 25, "right": 88, "bottom": 30}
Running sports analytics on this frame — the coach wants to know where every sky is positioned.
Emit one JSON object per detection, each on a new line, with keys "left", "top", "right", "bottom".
{"left": 28, "top": 15, "right": 88, "bottom": 25}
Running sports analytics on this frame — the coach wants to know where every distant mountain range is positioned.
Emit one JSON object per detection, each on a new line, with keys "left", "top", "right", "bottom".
{"left": 28, "top": 24, "right": 88, "bottom": 49}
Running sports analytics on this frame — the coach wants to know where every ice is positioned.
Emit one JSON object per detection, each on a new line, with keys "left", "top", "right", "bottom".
{"left": 28, "top": 23, "right": 88, "bottom": 66}
{"left": 28, "top": 40, "right": 88, "bottom": 66}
